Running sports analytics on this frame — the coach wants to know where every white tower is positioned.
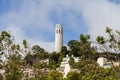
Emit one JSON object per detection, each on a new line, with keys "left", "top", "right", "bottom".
{"left": 55, "top": 24, "right": 63, "bottom": 53}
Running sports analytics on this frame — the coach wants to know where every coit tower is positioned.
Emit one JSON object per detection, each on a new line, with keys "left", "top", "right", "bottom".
{"left": 55, "top": 24, "right": 63, "bottom": 53}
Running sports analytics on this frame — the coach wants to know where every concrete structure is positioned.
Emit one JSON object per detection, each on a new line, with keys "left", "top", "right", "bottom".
{"left": 55, "top": 24, "right": 63, "bottom": 53}
{"left": 39, "top": 58, "right": 49, "bottom": 65}
{"left": 97, "top": 57, "right": 107, "bottom": 67}
{"left": 0, "top": 69, "right": 5, "bottom": 75}
{"left": 97, "top": 57, "right": 120, "bottom": 68}
{"left": 57, "top": 55, "right": 80, "bottom": 78}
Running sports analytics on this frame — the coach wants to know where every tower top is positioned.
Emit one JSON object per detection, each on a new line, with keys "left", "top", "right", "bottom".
{"left": 56, "top": 24, "right": 62, "bottom": 28}
{"left": 55, "top": 24, "right": 63, "bottom": 34}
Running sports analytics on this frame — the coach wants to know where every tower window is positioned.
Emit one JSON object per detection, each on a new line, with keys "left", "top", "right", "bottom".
{"left": 56, "top": 30, "right": 58, "bottom": 33}
{"left": 59, "top": 29, "right": 60, "bottom": 34}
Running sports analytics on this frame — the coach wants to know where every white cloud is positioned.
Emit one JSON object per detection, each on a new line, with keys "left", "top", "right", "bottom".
{"left": 28, "top": 39, "right": 55, "bottom": 53}
{"left": 5, "top": 25, "right": 25, "bottom": 43}
{"left": 79, "top": 0, "right": 120, "bottom": 40}
{"left": 57, "top": 0, "right": 120, "bottom": 40}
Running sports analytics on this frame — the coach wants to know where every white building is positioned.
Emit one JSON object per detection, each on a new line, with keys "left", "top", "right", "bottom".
{"left": 55, "top": 24, "right": 63, "bottom": 53}
{"left": 97, "top": 57, "right": 120, "bottom": 68}
{"left": 23, "top": 68, "right": 35, "bottom": 79}
{"left": 0, "top": 69, "right": 5, "bottom": 76}
{"left": 57, "top": 55, "right": 80, "bottom": 78}
{"left": 97, "top": 57, "right": 107, "bottom": 67}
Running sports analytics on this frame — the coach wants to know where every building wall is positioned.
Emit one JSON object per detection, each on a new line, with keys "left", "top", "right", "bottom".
{"left": 58, "top": 55, "right": 80, "bottom": 78}
{"left": 97, "top": 57, "right": 107, "bottom": 67}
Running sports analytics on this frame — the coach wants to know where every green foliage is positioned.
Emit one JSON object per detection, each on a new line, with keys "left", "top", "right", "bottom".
{"left": 67, "top": 59, "right": 120, "bottom": 80}
{"left": 1, "top": 31, "right": 11, "bottom": 38}
{"left": 47, "top": 70, "right": 63, "bottom": 80}
{"left": 49, "top": 52, "right": 59, "bottom": 68}
{"left": 31, "top": 75, "right": 47, "bottom": 80}
{"left": 97, "top": 52, "right": 118, "bottom": 61}
{"left": 96, "top": 36, "right": 105, "bottom": 44}
{"left": 23, "top": 39, "right": 28, "bottom": 48}
{"left": 67, "top": 40, "right": 79, "bottom": 50}
{"left": 96, "top": 27, "right": 120, "bottom": 77}
{"left": 30, "top": 68, "right": 47, "bottom": 80}
{"left": 67, "top": 40, "right": 79, "bottom": 57}
{"left": 77, "top": 59, "right": 98, "bottom": 69}
{"left": 81, "top": 66, "right": 119, "bottom": 80}
{"left": 49, "top": 47, "right": 68, "bottom": 69}
{"left": 66, "top": 71, "right": 79, "bottom": 80}
{"left": 106, "top": 27, "right": 112, "bottom": 34}
{"left": 29, "top": 45, "right": 49, "bottom": 62}
{"left": 16, "top": 44, "right": 20, "bottom": 50}
{"left": 24, "top": 51, "right": 49, "bottom": 66}
{"left": 0, "top": 74, "right": 3, "bottom": 80}
{"left": 61, "top": 46, "right": 67, "bottom": 54}
{"left": 60, "top": 46, "right": 68, "bottom": 57}
{"left": 69, "top": 57, "right": 76, "bottom": 68}
{"left": 49, "top": 52, "right": 59, "bottom": 63}
{"left": 36, "top": 52, "right": 49, "bottom": 60}
{"left": 96, "top": 27, "right": 120, "bottom": 54}
{"left": 77, "top": 59, "right": 119, "bottom": 80}
{"left": 67, "top": 34, "right": 97, "bottom": 60}
{"left": 33, "top": 62, "right": 48, "bottom": 69}
{"left": 5, "top": 54, "right": 23, "bottom": 80}
{"left": 32, "top": 45, "right": 45, "bottom": 54}
{"left": 0, "top": 64, "right": 3, "bottom": 69}
{"left": 80, "top": 34, "right": 90, "bottom": 44}
{"left": 58, "top": 46, "right": 68, "bottom": 64}
{"left": 24, "top": 53, "right": 35, "bottom": 66}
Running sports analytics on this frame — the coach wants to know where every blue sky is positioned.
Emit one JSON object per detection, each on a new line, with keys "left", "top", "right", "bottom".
{"left": 0, "top": 0, "right": 120, "bottom": 52}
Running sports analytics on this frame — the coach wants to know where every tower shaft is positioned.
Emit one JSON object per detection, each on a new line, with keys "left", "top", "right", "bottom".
{"left": 55, "top": 24, "right": 63, "bottom": 53}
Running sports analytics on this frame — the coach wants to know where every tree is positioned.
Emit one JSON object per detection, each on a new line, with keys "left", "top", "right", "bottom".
{"left": 5, "top": 54, "right": 23, "bottom": 80}
{"left": 76, "top": 59, "right": 118, "bottom": 80}
{"left": 47, "top": 70, "right": 63, "bottom": 80}
{"left": 67, "top": 34, "right": 97, "bottom": 60}
{"left": 33, "top": 62, "right": 48, "bottom": 69}
{"left": 22, "top": 39, "right": 32, "bottom": 57}
{"left": 23, "top": 40, "right": 28, "bottom": 49}
{"left": 0, "top": 74, "right": 3, "bottom": 80}
{"left": 58, "top": 46, "right": 68, "bottom": 64}
{"left": 49, "top": 52, "right": 59, "bottom": 69}
{"left": 67, "top": 40, "right": 79, "bottom": 56}
{"left": 32, "top": 63, "right": 47, "bottom": 80}
{"left": 32, "top": 45, "right": 45, "bottom": 54}
{"left": 60, "top": 46, "right": 68, "bottom": 57}
{"left": 77, "top": 59, "right": 98, "bottom": 70}
{"left": 24, "top": 53, "right": 35, "bottom": 66}
{"left": 37, "top": 52, "right": 49, "bottom": 60}
{"left": 96, "top": 27, "right": 120, "bottom": 78}
{"left": 66, "top": 71, "right": 79, "bottom": 80}
{"left": 96, "top": 27, "right": 120, "bottom": 59}
{"left": 79, "top": 34, "right": 97, "bottom": 60}
{"left": 0, "top": 31, "right": 30, "bottom": 79}
{"left": 69, "top": 57, "right": 76, "bottom": 68}
{"left": 0, "top": 31, "right": 13, "bottom": 60}
{"left": 67, "top": 40, "right": 79, "bottom": 50}
{"left": 31, "top": 45, "right": 49, "bottom": 60}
